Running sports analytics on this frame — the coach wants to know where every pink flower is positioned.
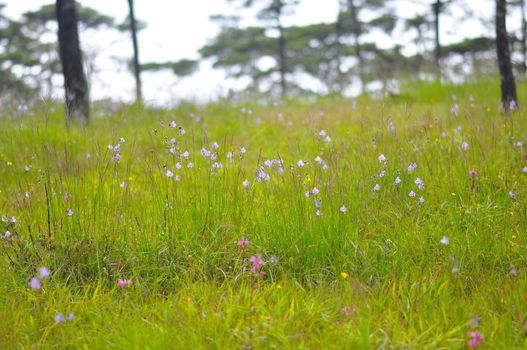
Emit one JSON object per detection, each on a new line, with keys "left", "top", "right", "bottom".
{"left": 64, "top": 193, "right": 71, "bottom": 202}
{"left": 117, "top": 279, "right": 132, "bottom": 289}
{"left": 341, "top": 306, "right": 356, "bottom": 316}
{"left": 249, "top": 255, "right": 265, "bottom": 275}
{"left": 468, "top": 331, "right": 484, "bottom": 349}
{"left": 237, "top": 237, "right": 250, "bottom": 249}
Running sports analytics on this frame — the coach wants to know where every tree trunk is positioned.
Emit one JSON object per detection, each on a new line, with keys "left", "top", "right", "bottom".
{"left": 333, "top": 5, "right": 344, "bottom": 93}
{"left": 432, "top": 0, "right": 441, "bottom": 73}
{"left": 348, "top": 0, "right": 365, "bottom": 93}
{"left": 496, "top": 0, "right": 518, "bottom": 110}
{"left": 521, "top": 0, "right": 526, "bottom": 75}
{"left": 127, "top": 0, "right": 142, "bottom": 104}
{"left": 275, "top": 2, "right": 287, "bottom": 98}
{"left": 56, "top": 0, "right": 89, "bottom": 124}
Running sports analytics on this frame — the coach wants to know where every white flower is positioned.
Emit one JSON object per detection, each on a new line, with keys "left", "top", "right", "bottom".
{"left": 461, "top": 142, "right": 469, "bottom": 151}
{"left": 440, "top": 236, "right": 449, "bottom": 245}
{"left": 319, "top": 129, "right": 326, "bottom": 136}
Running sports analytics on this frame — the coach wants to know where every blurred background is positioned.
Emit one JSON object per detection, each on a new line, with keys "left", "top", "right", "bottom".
{"left": 0, "top": 0, "right": 525, "bottom": 106}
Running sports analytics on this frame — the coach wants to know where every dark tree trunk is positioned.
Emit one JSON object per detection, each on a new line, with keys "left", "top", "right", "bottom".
{"left": 127, "top": 0, "right": 142, "bottom": 103}
{"left": 496, "top": 0, "right": 518, "bottom": 110}
{"left": 432, "top": 0, "right": 442, "bottom": 73}
{"left": 56, "top": 0, "right": 89, "bottom": 124}
{"left": 275, "top": 1, "right": 287, "bottom": 98}
{"left": 348, "top": 0, "right": 365, "bottom": 93}
{"left": 333, "top": 5, "right": 344, "bottom": 93}
{"left": 521, "top": 0, "right": 526, "bottom": 75}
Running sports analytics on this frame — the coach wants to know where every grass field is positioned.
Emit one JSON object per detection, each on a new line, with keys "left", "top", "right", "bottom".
{"left": 1, "top": 80, "right": 527, "bottom": 349}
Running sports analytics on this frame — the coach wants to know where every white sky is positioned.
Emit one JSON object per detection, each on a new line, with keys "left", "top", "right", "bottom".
{"left": 2, "top": 0, "right": 507, "bottom": 104}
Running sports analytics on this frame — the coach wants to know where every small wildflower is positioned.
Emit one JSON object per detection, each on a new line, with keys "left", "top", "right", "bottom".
{"left": 54, "top": 312, "right": 66, "bottom": 324}
{"left": 120, "top": 181, "right": 127, "bottom": 188}
{"left": 340, "top": 205, "right": 347, "bottom": 213}
{"left": 237, "top": 237, "right": 250, "bottom": 248}
{"left": 211, "top": 141, "right": 219, "bottom": 150}
{"left": 67, "top": 209, "right": 73, "bottom": 217}
{"left": 509, "top": 100, "right": 517, "bottom": 111}
{"left": 311, "top": 187, "right": 319, "bottom": 195}
{"left": 394, "top": 177, "right": 401, "bottom": 185}
{"left": 341, "top": 306, "right": 356, "bottom": 316}
{"left": 187, "top": 162, "right": 194, "bottom": 168}
{"left": 509, "top": 191, "right": 517, "bottom": 199}
{"left": 523, "top": 166, "right": 527, "bottom": 174}
{"left": 38, "top": 267, "right": 50, "bottom": 279}
{"left": 297, "top": 160, "right": 306, "bottom": 167}
{"left": 340, "top": 272, "right": 349, "bottom": 279}
{"left": 117, "top": 279, "right": 132, "bottom": 289}
{"left": 461, "top": 142, "right": 469, "bottom": 151}
{"left": 29, "top": 277, "right": 41, "bottom": 290}
{"left": 314, "top": 156, "right": 323, "bottom": 164}
{"left": 166, "top": 170, "right": 174, "bottom": 177}
{"left": 24, "top": 165, "right": 31, "bottom": 172}
{"left": 418, "top": 196, "right": 424, "bottom": 204}
{"left": 4, "top": 230, "right": 10, "bottom": 238}
{"left": 240, "top": 147, "right": 246, "bottom": 154}
{"left": 468, "top": 331, "right": 484, "bottom": 349}
{"left": 373, "top": 184, "right": 381, "bottom": 191}
{"left": 169, "top": 121, "right": 177, "bottom": 128}
{"left": 64, "top": 193, "right": 71, "bottom": 202}
{"left": 379, "top": 171, "right": 386, "bottom": 178}
{"left": 182, "top": 151, "right": 190, "bottom": 158}
{"left": 67, "top": 312, "right": 74, "bottom": 321}
{"left": 469, "top": 170, "right": 477, "bottom": 178}
{"left": 440, "top": 236, "right": 449, "bottom": 245}
{"left": 408, "top": 190, "right": 416, "bottom": 197}
{"left": 315, "top": 209, "right": 322, "bottom": 216}
{"left": 324, "top": 135, "right": 331, "bottom": 143}
{"left": 378, "top": 154, "right": 387, "bottom": 162}
{"left": 407, "top": 162, "right": 417, "bottom": 172}
{"left": 249, "top": 255, "right": 265, "bottom": 276}
{"left": 119, "top": 137, "right": 125, "bottom": 143}
{"left": 319, "top": 129, "right": 326, "bottom": 136}
{"left": 179, "top": 128, "right": 186, "bottom": 135}
{"left": 175, "top": 162, "right": 182, "bottom": 170}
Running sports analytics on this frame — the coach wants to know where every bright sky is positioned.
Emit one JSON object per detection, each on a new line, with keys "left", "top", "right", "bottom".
{"left": 2, "top": 0, "right": 503, "bottom": 104}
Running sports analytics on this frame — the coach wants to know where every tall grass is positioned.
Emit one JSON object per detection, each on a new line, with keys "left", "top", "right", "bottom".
{"left": 1, "top": 82, "right": 526, "bottom": 348}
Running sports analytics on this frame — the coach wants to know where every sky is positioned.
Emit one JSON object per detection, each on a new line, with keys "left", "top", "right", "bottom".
{"left": 2, "top": 0, "right": 503, "bottom": 105}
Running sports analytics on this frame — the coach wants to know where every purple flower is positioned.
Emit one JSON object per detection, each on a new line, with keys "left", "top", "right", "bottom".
{"left": 468, "top": 331, "right": 484, "bottom": 349}
{"left": 297, "top": 160, "right": 306, "bottom": 167}
{"left": 469, "top": 170, "right": 478, "bottom": 178}
{"left": 166, "top": 170, "right": 174, "bottom": 178}
{"left": 54, "top": 312, "right": 65, "bottom": 324}
{"left": 311, "top": 187, "right": 319, "bottom": 195}
{"left": 409, "top": 190, "right": 416, "bottom": 198}
{"left": 249, "top": 255, "right": 265, "bottom": 275}
{"left": 67, "top": 312, "right": 74, "bottom": 321}
{"left": 407, "top": 162, "right": 417, "bottom": 172}
{"left": 29, "top": 277, "right": 41, "bottom": 290}
{"left": 509, "top": 191, "right": 517, "bottom": 199}
{"left": 211, "top": 141, "right": 219, "bottom": 150}
{"left": 378, "top": 154, "right": 387, "bottom": 163}
{"left": 523, "top": 166, "right": 527, "bottom": 174}
{"left": 237, "top": 237, "right": 250, "bottom": 249}
{"left": 38, "top": 267, "right": 50, "bottom": 279}
{"left": 319, "top": 129, "right": 326, "bottom": 136}
{"left": 440, "top": 236, "right": 449, "bottom": 245}
{"left": 373, "top": 184, "right": 381, "bottom": 191}
{"left": 169, "top": 121, "right": 177, "bottom": 128}
{"left": 340, "top": 205, "right": 347, "bottom": 213}
{"left": 179, "top": 128, "right": 186, "bottom": 135}
{"left": 510, "top": 100, "right": 517, "bottom": 111}
{"left": 117, "top": 279, "right": 132, "bottom": 289}
{"left": 418, "top": 196, "right": 424, "bottom": 205}
{"left": 461, "top": 142, "right": 469, "bottom": 151}
{"left": 394, "top": 177, "right": 401, "bottom": 185}
{"left": 67, "top": 209, "right": 74, "bottom": 217}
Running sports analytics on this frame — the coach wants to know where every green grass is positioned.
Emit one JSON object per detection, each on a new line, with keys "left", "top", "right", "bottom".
{"left": 1, "top": 81, "right": 527, "bottom": 349}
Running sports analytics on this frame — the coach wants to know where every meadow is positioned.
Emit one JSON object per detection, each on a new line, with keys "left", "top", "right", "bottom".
{"left": 1, "top": 80, "right": 526, "bottom": 349}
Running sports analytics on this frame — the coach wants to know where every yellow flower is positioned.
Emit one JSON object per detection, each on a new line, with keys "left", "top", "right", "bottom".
{"left": 276, "top": 284, "right": 282, "bottom": 289}
{"left": 7, "top": 161, "right": 12, "bottom": 166}
{"left": 128, "top": 176, "right": 133, "bottom": 181}
{"left": 340, "top": 272, "right": 349, "bottom": 279}
{"left": 451, "top": 192, "right": 456, "bottom": 196}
